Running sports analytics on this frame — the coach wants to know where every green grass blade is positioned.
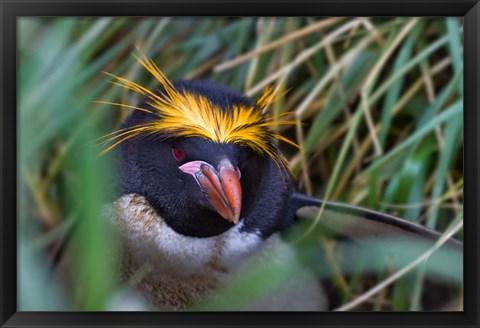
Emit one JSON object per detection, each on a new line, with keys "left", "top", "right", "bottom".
{"left": 362, "top": 100, "right": 463, "bottom": 175}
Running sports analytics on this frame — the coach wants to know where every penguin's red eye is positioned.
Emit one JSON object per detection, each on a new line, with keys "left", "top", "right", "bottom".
{"left": 172, "top": 147, "right": 185, "bottom": 161}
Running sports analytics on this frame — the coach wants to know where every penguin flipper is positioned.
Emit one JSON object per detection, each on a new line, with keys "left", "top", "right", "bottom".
{"left": 290, "top": 192, "right": 463, "bottom": 251}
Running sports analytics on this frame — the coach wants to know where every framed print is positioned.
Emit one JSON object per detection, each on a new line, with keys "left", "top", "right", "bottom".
{"left": 1, "top": 1, "right": 479, "bottom": 327}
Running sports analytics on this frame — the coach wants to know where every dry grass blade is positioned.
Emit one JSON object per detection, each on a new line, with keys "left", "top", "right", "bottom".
{"left": 295, "top": 23, "right": 378, "bottom": 119}
{"left": 361, "top": 18, "right": 385, "bottom": 46}
{"left": 246, "top": 18, "right": 365, "bottom": 97}
{"left": 295, "top": 122, "right": 313, "bottom": 195}
{"left": 380, "top": 188, "right": 463, "bottom": 209}
{"left": 360, "top": 18, "right": 420, "bottom": 157}
{"left": 214, "top": 17, "right": 343, "bottom": 72}
{"left": 334, "top": 214, "right": 463, "bottom": 311}
{"left": 332, "top": 56, "right": 452, "bottom": 200}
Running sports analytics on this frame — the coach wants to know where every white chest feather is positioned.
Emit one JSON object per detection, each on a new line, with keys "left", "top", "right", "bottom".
{"left": 106, "top": 194, "right": 265, "bottom": 309}
{"left": 106, "top": 194, "right": 327, "bottom": 311}
{"left": 110, "top": 194, "right": 263, "bottom": 275}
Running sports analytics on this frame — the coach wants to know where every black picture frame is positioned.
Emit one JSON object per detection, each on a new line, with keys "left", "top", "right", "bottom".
{"left": 1, "top": 1, "right": 478, "bottom": 327}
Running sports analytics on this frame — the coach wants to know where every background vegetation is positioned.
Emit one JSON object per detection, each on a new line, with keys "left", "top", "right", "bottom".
{"left": 18, "top": 17, "right": 463, "bottom": 311}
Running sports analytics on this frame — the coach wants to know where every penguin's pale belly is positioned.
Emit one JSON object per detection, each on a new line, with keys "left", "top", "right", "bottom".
{"left": 107, "top": 194, "right": 264, "bottom": 310}
{"left": 106, "top": 194, "right": 327, "bottom": 311}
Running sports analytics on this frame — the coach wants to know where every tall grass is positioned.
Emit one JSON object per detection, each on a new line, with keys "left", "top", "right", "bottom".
{"left": 18, "top": 17, "right": 463, "bottom": 311}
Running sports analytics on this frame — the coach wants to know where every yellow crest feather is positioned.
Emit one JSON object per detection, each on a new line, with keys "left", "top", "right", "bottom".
{"left": 97, "top": 49, "right": 298, "bottom": 169}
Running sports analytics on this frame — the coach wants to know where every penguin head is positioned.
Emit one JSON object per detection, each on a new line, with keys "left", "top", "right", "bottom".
{"left": 102, "top": 52, "right": 296, "bottom": 238}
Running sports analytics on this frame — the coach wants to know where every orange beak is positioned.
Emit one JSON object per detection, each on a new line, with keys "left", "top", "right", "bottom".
{"left": 179, "top": 159, "right": 242, "bottom": 224}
